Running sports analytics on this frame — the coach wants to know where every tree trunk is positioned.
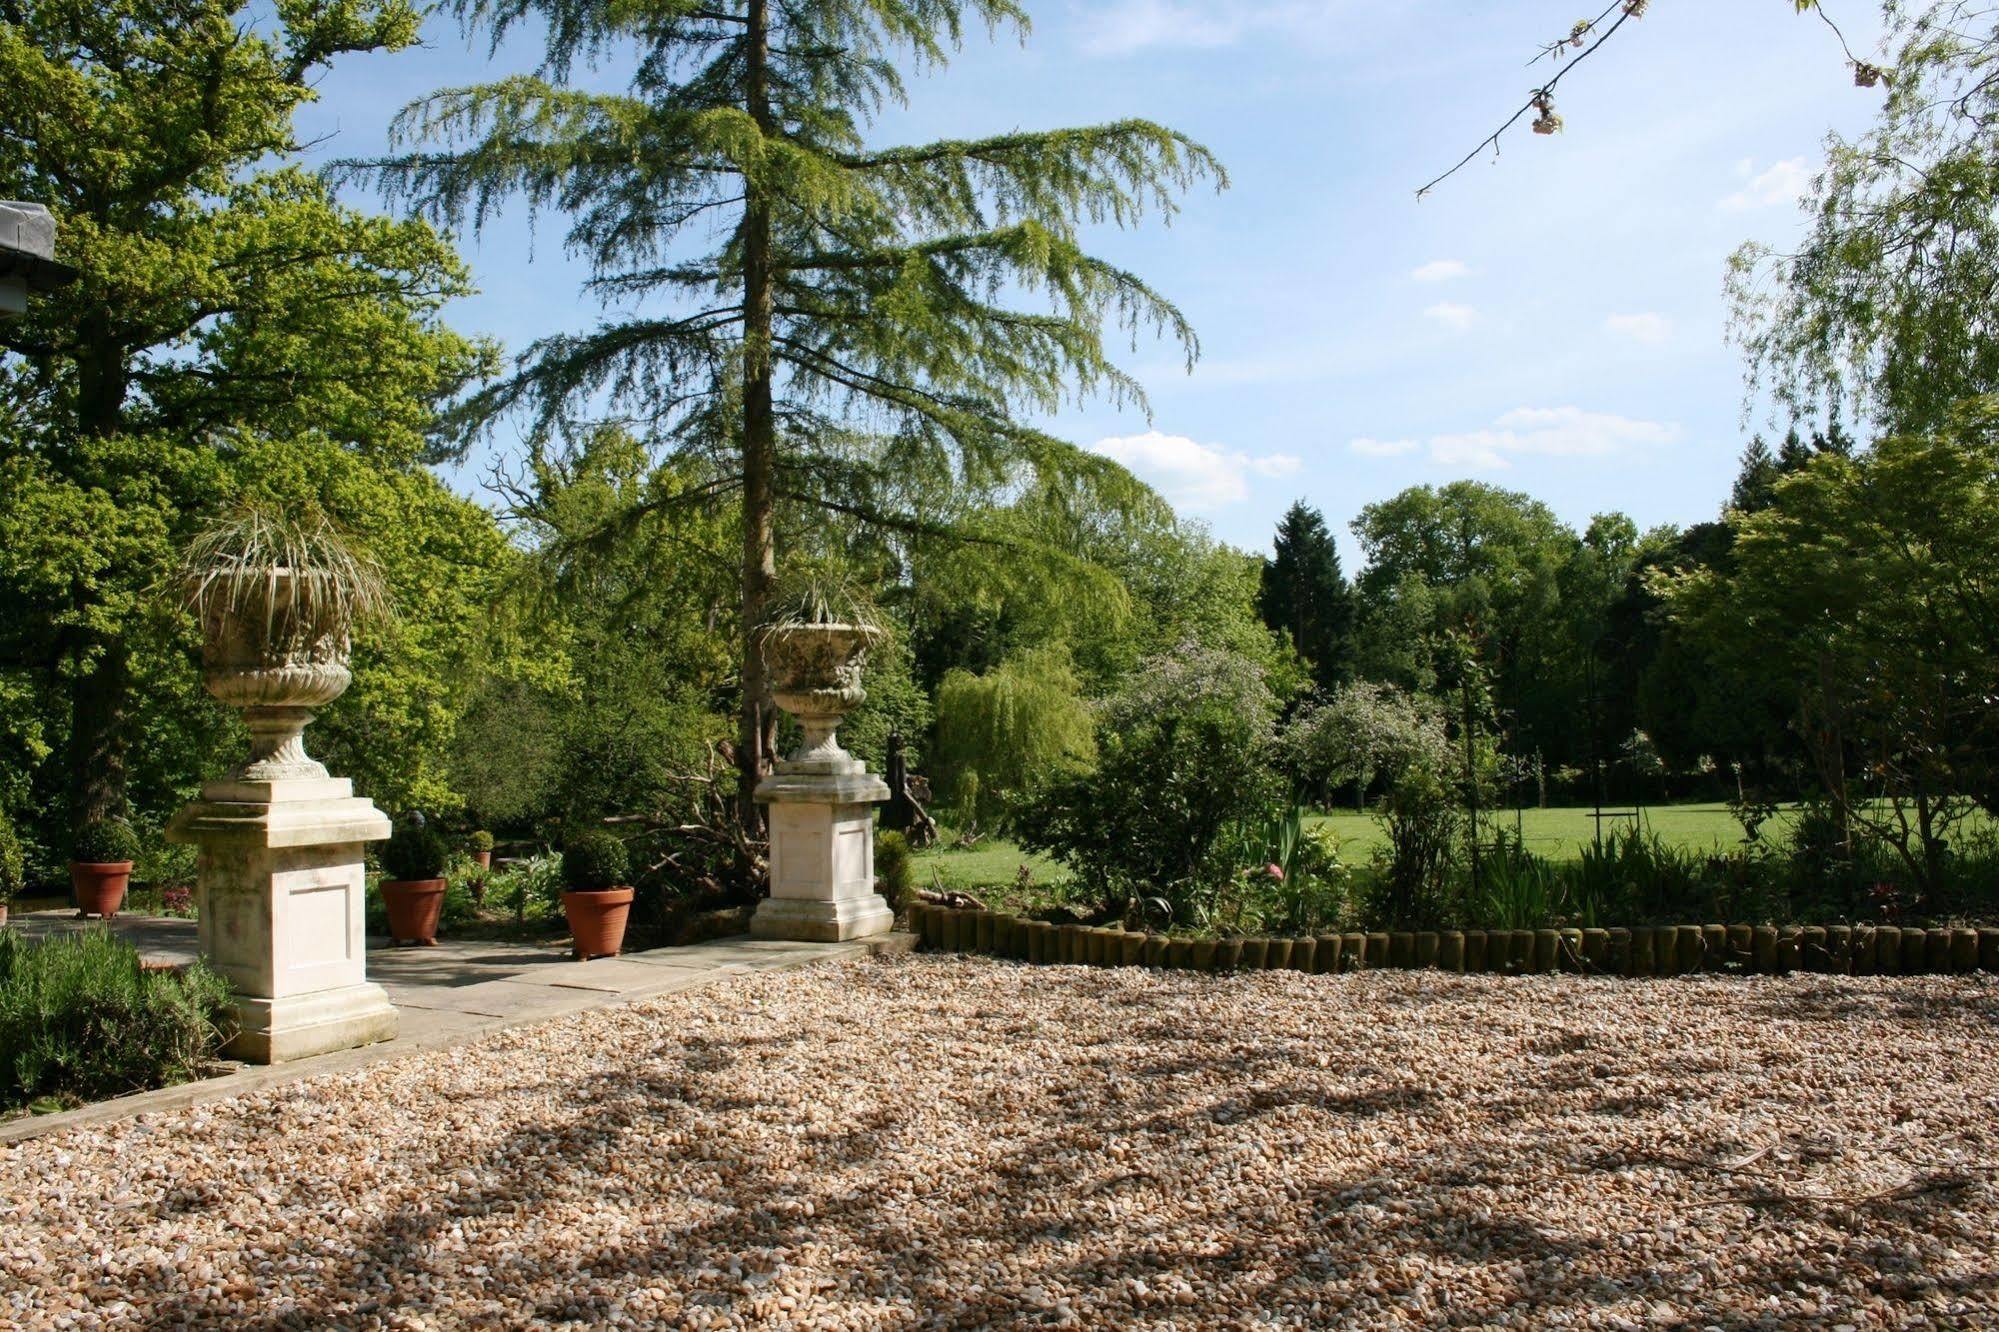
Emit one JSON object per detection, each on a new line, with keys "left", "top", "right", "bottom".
{"left": 736, "top": 0, "right": 777, "bottom": 836}
{"left": 67, "top": 635, "right": 131, "bottom": 839}
{"left": 66, "top": 331, "right": 133, "bottom": 840}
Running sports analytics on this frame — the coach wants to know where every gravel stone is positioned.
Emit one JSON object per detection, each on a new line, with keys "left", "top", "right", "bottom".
{"left": 4, "top": 956, "right": 1996, "bottom": 1329}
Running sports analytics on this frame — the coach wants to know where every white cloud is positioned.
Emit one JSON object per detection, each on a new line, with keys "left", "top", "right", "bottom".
{"left": 1720, "top": 157, "right": 1811, "bottom": 211}
{"left": 1411, "top": 259, "right": 1470, "bottom": 283}
{"left": 1078, "top": 1, "right": 1346, "bottom": 55}
{"left": 1352, "top": 407, "right": 1680, "bottom": 472}
{"left": 1424, "top": 301, "right": 1478, "bottom": 332}
{"left": 1091, "top": 430, "right": 1301, "bottom": 510}
{"left": 1604, "top": 312, "right": 1672, "bottom": 345}
{"left": 1349, "top": 437, "right": 1419, "bottom": 458}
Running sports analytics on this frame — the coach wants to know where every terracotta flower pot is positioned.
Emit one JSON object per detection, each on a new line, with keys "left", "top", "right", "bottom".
{"left": 381, "top": 877, "right": 446, "bottom": 946}
{"left": 70, "top": 861, "right": 132, "bottom": 919}
{"left": 470, "top": 850, "right": 492, "bottom": 870}
{"left": 563, "top": 886, "right": 634, "bottom": 960}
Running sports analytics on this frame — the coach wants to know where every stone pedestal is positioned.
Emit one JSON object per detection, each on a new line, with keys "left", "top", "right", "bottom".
{"left": 167, "top": 776, "right": 396, "bottom": 1063}
{"left": 753, "top": 769, "right": 893, "bottom": 942}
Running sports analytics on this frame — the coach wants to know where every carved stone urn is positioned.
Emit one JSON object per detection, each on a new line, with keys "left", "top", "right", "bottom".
{"left": 760, "top": 621, "right": 885, "bottom": 775}
{"left": 196, "top": 570, "right": 352, "bottom": 784}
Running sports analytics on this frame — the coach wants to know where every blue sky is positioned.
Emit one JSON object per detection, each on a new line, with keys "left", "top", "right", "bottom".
{"left": 297, "top": 0, "right": 1891, "bottom": 565}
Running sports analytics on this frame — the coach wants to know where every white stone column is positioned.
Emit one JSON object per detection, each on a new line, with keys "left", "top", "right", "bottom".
{"left": 168, "top": 774, "right": 396, "bottom": 1063}
{"left": 753, "top": 769, "right": 893, "bottom": 942}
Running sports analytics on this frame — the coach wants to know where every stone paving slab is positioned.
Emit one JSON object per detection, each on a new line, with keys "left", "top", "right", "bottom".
{"left": 0, "top": 910, "right": 916, "bottom": 1146}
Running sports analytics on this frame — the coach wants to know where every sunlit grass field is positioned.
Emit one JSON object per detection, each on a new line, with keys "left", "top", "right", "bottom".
{"left": 910, "top": 802, "right": 1789, "bottom": 893}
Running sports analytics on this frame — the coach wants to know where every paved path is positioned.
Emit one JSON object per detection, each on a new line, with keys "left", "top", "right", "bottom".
{"left": 2, "top": 909, "right": 911, "bottom": 1145}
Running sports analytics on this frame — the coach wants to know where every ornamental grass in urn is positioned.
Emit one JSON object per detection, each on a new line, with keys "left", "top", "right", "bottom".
{"left": 178, "top": 504, "right": 389, "bottom": 785}
{"left": 754, "top": 574, "right": 886, "bottom": 774}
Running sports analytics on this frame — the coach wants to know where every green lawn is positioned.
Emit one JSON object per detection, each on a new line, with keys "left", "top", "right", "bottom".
{"left": 911, "top": 802, "right": 1781, "bottom": 893}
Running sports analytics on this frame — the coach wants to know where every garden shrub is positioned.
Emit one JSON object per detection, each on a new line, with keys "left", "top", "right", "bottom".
{"left": 487, "top": 853, "right": 563, "bottom": 921}
{"left": 468, "top": 829, "right": 495, "bottom": 853}
{"left": 875, "top": 829, "right": 914, "bottom": 911}
{"left": 0, "top": 929, "right": 232, "bottom": 1112}
{"left": 72, "top": 819, "right": 140, "bottom": 865}
{"left": 563, "top": 831, "right": 630, "bottom": 892}
{"left": 1015, "top": 644, "right": 1286, "bottom": 929}
{"left": 0, "top": 814, "right": 23, "bottom": 905}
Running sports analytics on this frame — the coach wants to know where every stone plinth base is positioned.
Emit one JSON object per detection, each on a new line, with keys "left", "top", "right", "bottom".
{"left": 228, "top": 982, "right": 399, "bottom": 1063}
{"left": 755, "top": 769, "right": 892, "bottom": 943}
{"left": 751, "top": 894, "right": 894, "bottom": 943}
{"left": 168, "top": 776, "right": 395, "bottom": 1064}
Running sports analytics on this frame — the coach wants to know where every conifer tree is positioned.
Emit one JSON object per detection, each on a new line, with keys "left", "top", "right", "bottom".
{"left": 1729, "top": 436, "right": 1780, "bottom": 514}
{"left": 356, "top": 0, "right": 1224, "bottom": 825}
{"left": 1257, "top": 500, "right": 1353, "bottom": 691}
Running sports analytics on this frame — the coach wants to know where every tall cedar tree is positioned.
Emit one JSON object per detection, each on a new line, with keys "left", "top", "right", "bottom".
{"left": 354, "top": 0, "right": 1224, "bottom": 827}
{"left": 1257, "top": 501, "right": 1352, "bottom": 691}
{"left": 0, "top": 0, "right": 488, "bottom": 837}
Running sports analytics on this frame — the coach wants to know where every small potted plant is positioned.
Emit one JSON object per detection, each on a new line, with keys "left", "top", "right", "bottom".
{"left": 755, "top": 573, "right": 886, "bottom": 773}
{"left": 71, "top": 818, "right": 140, "bottom": 920}
{"left": 379, "top": 817, "right": 449, "bottom": 946}
{"left": 468, "top": 829, "right": 494, "bottom": 871}
{"left": 561, "top": 830, "right": 633, "bottom": 960}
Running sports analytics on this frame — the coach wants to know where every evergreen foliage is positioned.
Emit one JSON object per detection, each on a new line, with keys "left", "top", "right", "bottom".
{"left": 1257, "top": 501, "right": 1355, "bottom": 690}
{"left": 351, "top": 0, "right": 1225, "bottom": 822}
{"left": 71, "top": 820, "right": 140, "bottom": 866}
{"left": 562, "top": 831, "right": 631, "bottom": 892}
{"left": 380, "top": 819, "right": 450, "bottom": 881}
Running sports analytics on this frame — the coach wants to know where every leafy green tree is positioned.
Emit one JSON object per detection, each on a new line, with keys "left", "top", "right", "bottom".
{"left": 454, "top": 431, "right": 737, "bottom": 830}
{"left": 0, "top": 0, "right": 491, "bottom": 841}
{"left": 931, "top": 645, "right": 1094, "bottom": 830}
{"left": 356, "top": 0, "right": 1224, "bottom": 826}
{"left": 1351, "top": 481, "right": 1582, "bottom": 768}
{"left": 1661, "top": 399, "right": 1999, "bottom": 902}
{"left": 1730, "top": 3, "right": 1999, "bottom": 434}
{"left": 1257, "top": 500, "right": 1355, "bottom": 690}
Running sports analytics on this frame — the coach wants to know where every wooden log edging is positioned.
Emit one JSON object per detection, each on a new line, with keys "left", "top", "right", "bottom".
{"left": 904, "top": 904, "right": 1999, "bottom": 979}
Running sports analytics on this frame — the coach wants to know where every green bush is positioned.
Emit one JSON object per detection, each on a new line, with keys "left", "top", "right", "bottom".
{"left": 468, "top": 829, "right": 495, "bottom": 853}
{"left": 563, "top": 831, "right": 630, "bottom": 892}
{"left": 1016, "top": 645, "right": 1286, "bottom": 930}
{"left": 875, "top": 829, "right": 913, "bottom": 911}
{"left": 380, "top": 820, "right": 448, "bottom": 881}
{"left": 72, "top": 819, "right": 141, "bottom": 865}
{"left": 486, "top": 853, "right": 564, "bottom": 920}
{"left": 0, "top": 929, "right": 232, "bottom": 1112}
{"left": 0, "top": 815, "right": 24, "bottom": 903}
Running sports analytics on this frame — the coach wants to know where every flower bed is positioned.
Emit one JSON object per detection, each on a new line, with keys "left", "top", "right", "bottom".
{"left": 907, "top": 903, "right": 1999, "bottom": 977}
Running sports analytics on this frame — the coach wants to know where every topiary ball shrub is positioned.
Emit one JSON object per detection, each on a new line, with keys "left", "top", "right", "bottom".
{"left": 563, "top": 831, "right": 630, "bottom": 893}
{"left": 380, "top": 820, "right": 449, "bottom": 882}
{"left": 0, "top": 929, "right": 232, "bottom": 1112}
{"left": 468, "top": 829, "right": 495, "bottom": 853}
{"left": 875, "top": 829, "right": 913, "bottom": 912}
{"left": 72, "top": 819, "right": 141, "bottom": 866}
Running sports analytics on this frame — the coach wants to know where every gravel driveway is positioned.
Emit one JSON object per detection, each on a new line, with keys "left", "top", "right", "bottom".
{"left": 5, "top": 955, "right": 1997, "bottom": 1329}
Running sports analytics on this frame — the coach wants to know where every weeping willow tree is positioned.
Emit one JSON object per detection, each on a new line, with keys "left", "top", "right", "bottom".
{"left": 352, "top": 0, "right": 1222, "bottom": 826}
{"left": 932, "top": 645, "right": 1094, "bottom": 831}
